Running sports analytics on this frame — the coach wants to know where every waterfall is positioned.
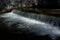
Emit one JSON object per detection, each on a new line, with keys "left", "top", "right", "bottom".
{"left": 11, "top": 10, "right": 60, "bottom": 27}
{"left": 0, "top": 10, "right": 60, "bottom": 40}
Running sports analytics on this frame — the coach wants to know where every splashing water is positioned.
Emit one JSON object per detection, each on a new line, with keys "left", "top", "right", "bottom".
{"left": 0, "top": 10, "right": 60, "bottom": 40}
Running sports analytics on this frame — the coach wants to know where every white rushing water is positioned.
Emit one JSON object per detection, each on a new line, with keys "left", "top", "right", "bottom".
{"left": 0, "top": 10, "right": 60, "bottom": 40}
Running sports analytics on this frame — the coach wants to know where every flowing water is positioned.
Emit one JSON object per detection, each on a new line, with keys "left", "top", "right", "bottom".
{"left": 0, "top": 10, "right": 60, "bottom": 40}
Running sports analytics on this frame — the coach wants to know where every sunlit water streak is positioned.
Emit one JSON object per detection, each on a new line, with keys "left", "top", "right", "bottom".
{"left": 0, "top": 10, "right": 60, "bottom": 40}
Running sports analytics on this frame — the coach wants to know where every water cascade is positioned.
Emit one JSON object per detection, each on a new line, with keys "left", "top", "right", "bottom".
{"left": 0, "top": 10, "right": 60, "bottom": 40}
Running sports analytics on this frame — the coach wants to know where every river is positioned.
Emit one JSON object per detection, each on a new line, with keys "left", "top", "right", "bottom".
{"left": 0, "top": 10, "right": 60, "bottom": 40}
